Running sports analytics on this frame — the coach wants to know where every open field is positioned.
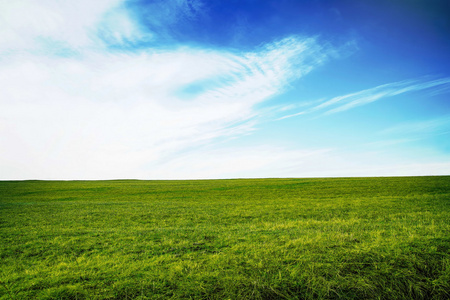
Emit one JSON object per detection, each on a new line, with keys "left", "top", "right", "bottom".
{"left": 0, "top": 176, "right": 449, "bottom": 299}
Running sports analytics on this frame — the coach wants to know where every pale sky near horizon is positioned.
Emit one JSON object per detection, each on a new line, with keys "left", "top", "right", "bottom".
{"left": 1, "top": 0, "right": 450, "bottom": 180}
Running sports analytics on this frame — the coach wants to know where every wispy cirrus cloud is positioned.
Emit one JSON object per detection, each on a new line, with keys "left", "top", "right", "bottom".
{"left": 0, "top": 0, "right": 338, "bottom": 179}
{"left": 279, "top": 77, "right": 450, "bottom": 119}
{"left": 323, "top": 77, "right": 450, "bottom": 115}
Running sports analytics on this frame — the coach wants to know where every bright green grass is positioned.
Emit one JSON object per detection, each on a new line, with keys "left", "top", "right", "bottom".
{"left": 0, "top": 177, "right": 449, "bottom": 299}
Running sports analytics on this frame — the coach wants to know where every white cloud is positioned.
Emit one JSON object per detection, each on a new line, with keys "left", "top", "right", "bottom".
{"left": 0, "top": 0, "right": 334, "bottom": 179}
{"left": 98, "top": 5, "right": 151, "bottom": 45}
{"left": 0, "top": 0, "right": 144, "bottom": 52}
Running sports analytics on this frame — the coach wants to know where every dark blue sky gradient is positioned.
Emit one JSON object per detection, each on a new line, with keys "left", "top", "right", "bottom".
{"left": 126, "top": 0, "right": 450, "bottom": 85}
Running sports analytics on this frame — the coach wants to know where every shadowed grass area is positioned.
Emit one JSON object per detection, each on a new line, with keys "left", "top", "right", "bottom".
{"left": 0, "top": 177, "right": 449, "bottom": 299}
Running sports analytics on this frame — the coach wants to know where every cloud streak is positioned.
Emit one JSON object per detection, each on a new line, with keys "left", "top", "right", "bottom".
{"left": 279, "top": 77, "right": 450, "bottom": 119}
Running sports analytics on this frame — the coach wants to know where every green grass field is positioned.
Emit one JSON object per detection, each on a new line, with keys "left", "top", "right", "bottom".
{"left": 1, "top": 176, "right": 449, "bottom": 299}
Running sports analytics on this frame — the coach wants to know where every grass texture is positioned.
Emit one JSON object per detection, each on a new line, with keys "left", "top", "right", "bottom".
{"left": 0, "top": 176, "right": 449, "bottom": 299}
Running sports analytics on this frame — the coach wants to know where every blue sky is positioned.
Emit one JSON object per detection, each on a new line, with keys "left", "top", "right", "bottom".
{"left": 1, "top": 0, "right": 449, "bottom": 179}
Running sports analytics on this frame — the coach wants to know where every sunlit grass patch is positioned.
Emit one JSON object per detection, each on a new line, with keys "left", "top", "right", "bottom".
{"left": 1, "top": 176, "right": 449, "bottom": 299}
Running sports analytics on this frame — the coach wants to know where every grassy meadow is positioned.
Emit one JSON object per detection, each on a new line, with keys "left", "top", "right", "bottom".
{"left": 0, "top": 176, "right": 449, "bottom": 299}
